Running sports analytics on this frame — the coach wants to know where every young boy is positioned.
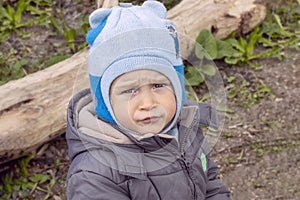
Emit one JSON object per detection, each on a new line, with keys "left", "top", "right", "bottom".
{"left": 66, "top": 1, "right": 231, "bottom": 199}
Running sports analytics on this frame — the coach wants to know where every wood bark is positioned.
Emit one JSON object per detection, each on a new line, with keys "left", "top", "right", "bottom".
{"left": 0, "top": 0, "right": 266, "bottom": 164}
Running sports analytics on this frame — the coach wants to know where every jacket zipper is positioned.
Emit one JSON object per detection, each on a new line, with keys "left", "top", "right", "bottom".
{"left": 179, "top": 152, "right": 197, "bottom": 200}
{"left": 154, "top": 134, "right": 197, "bottom": 199}
{"left": 178, "top": 117, "right": 200, "bottom": 200}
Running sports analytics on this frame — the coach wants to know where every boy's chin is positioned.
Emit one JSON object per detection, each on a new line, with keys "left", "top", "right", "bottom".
{"left": 135, "top": 120, "right": 173, "bottom": 135}
{"left": 134, "top": 125, "right": 164, "bottom": 135}
{"left": 137, "top": 129, "right": 162, "bottom": 135}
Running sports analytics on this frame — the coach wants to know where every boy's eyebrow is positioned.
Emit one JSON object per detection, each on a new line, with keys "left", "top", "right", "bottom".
{"left": 113, "top": 75, "right": 172, "bottom": 91}
{"left": 142, "top": 75, "right": 171, "bottom": 84}
{"left": 113, "top": 81, "right": 137, "bottom": 91}
{"left": 151, "top": 76, "right": 171, "bottom": 83}
{"left": 122, "top": 76, "right": 170, "bottom": 85}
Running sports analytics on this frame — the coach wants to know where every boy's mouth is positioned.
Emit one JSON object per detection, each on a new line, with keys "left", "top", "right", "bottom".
{"left": 138, "top": 116, "right": 161, "bottom": 124}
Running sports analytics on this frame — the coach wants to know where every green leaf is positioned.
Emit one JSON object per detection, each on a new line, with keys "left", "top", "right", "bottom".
{"left": 238, "top": 36, "right": 247, "bottom": 51}
{"left": 11, "top": 59, "right": 27, "bottom": 78}
{"left": 225, "top": 38, "right": 245, "bottom": 53}
{"left": 185, "top": 67, "right": 204, "bottom": 86}
{"left": 196, "top": 29, "right": 218, "bottom": 60}
{"left": 12, "top": 184, "right": 21, "bottom": 191}
{"left": 273, "top": 14, "right": 289, "bottom": 36}
{"left": 27, "top": 5, "right": 43, "bottom": 15}
{"left": 50, "top": 178, "right": 56, "bottom": 187}
{"left": 16, "top": 21, "right": 32, "bottom": 29}
{"left": 50, "top": 16, "right": 63, "bottom": 34}
{"left": 81, "top": 23, "right": 90, "bottom": 35}
{"left": 199, "top": 92, "right": 211, "bottom": 102}
{"left": 216, "top": 40, "right": 235, "bottom": 59}
{"left": 64, "top": 28, "right": 77, "bottom": 52}
{"left": 224, "top": 57, "right": 239, "bottom": 65}
{"left": 247, "top": 27, "right": 261, "bottom": 58}
{"left": 228, "top": 90, "right": 237, "bottom": 99}
{"left": 29, "top": 174, "right": 50, "bottom": 184}
{"left": 259, "top": 85, "right": 272, "bottom": 93}
{"left": 195, "top": 43, "right": 206, "bottom": 59}
{"left": 200, "top": 65, "right": 216, "bottom": 76}
{"left": 64, "top": 28, "right": 77, "bottom": 41}
{"left": 5, "top": 5, "right": 14, "bottom": 21}
{"left": 259, "top": 37, "right": 276, "bottom": 47}
{"left": 227, "top": 76, "right": 236, "bottom": 83}
{"left": 15, "top": 0, "right": 26, "bottom": 24}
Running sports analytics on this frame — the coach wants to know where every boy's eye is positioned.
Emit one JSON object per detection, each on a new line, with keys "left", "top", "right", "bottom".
{"left": 153, "top": 83, "right": 166, "bottom": 88}
{"left": 122, "top": 88, "right": 136, "bottom": 94}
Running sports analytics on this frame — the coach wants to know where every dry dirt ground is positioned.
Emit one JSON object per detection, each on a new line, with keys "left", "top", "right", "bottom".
{"left": 1, "top": 0, "right": 300, "bottom": 200}
{"left": 213, "top": 49, "right": 300, "bottom": 199}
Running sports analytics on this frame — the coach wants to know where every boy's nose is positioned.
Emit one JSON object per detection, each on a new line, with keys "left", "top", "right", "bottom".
{"left": 138, "top": 90, "right": 156, "bottom": 111}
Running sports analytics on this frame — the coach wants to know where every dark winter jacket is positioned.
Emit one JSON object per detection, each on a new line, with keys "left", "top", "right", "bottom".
{"left": 66, "top": 89, "right": 231, "bottom": 200}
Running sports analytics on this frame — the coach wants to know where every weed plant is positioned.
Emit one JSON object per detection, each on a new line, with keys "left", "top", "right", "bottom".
{"left": 0, "top": 0, "right": 90, "bottom": 86}
{"left": 193, "top": 0, "right": 300, "bottom": 68}
{"left": 185, "top": 0, "right": 300, "bottom": 110}
{"left": 0, "top": 155, "right": 62, "bottom": 200}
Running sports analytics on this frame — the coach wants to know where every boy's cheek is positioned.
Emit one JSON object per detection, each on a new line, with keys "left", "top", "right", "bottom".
{"left": 114, "top": 105, "right": 134, "bottom": 122}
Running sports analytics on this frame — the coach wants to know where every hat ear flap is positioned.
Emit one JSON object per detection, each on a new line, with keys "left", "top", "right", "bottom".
{"left": 142, "top": 0, "right": 167, "bottom": 19}
{"left": 89, "top": 8, "right": 112, "bottom": 29}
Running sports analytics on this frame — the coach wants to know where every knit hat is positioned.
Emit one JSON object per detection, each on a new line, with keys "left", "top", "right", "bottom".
{"left": 87, "top": 0, "right": 186, "bottom": 133}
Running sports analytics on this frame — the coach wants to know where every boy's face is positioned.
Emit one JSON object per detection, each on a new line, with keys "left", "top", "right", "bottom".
{"left": 110, "top": 69, "right": 176, "bottom": 134}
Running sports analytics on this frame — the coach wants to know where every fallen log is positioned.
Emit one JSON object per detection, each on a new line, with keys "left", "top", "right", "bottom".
{"left": 0, "top": 0, "right": 266, "bottom": 164}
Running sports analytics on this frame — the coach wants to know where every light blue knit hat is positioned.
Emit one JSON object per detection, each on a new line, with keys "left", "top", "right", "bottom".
{"left": 87, "top": 0, "right": 186, "bottom": 132}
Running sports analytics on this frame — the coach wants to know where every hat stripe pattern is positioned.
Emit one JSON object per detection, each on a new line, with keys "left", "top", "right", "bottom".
{"left": 174, "top": 64, "right": 186, "bottom": 103}
{"left": 89, "top": 74, "right": 115, "bottom": 123}
{"left": 86, "top": 18, "right": 107, "bottom": 46}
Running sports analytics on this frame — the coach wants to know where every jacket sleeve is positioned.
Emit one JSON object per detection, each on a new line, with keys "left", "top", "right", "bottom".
{"left": 67, "top": 171, "right": 131, "bottom": 200}
{"left": 205, "top": 155, "right": 231, "bottom": 200}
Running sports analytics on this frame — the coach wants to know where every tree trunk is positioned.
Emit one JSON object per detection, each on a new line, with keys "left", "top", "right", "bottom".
{"left": 0, "top": 0, "right": 266, "bottom": 164}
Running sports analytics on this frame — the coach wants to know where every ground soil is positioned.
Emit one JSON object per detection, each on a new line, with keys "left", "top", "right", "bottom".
{"left": 0, "top": 0, "right": 299, "bottom": 200}
{"left": 213, "top": 49, "right": 300, "bottom": 199}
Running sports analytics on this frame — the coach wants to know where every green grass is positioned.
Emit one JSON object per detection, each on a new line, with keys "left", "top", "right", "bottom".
{"left": 0, "top": 0, "right": 89, "bottom": 86}
{"left": 194, "top": 0, "right": 300, "bottom": 67}
{"left": 0, "top": 155, "right": 65, "bottom": 200}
